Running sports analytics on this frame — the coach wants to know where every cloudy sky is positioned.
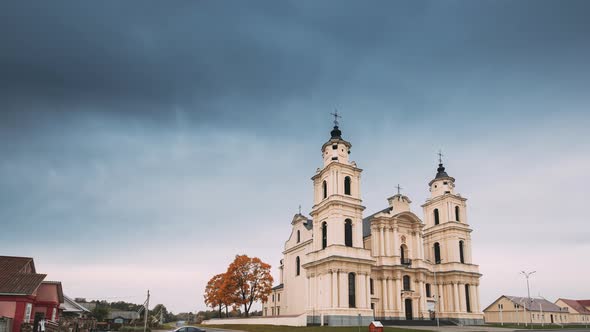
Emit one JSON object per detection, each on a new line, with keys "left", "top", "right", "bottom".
{"left": 1, "top": 1, "right": 589, "bottom": 313}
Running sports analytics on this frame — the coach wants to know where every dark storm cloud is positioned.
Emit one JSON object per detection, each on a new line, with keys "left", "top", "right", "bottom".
{"left": 1, "top": 0, "right": 589, "bottom": 129}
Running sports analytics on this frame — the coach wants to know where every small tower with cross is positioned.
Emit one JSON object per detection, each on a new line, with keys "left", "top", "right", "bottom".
{"left": 387, "top": 184, "right": 412, "bottom": 213}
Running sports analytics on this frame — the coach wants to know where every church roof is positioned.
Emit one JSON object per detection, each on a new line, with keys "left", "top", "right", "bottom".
{"left": 362, "top": 207, "right": 392, "bottom": 238}
{"left": 272, "top": 284, "right": 284, "bottom": 291}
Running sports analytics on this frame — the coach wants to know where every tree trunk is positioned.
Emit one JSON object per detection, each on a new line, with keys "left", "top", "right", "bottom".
{"left": 244, "top": 303, "right": 249, "bottom": 317}
{"left": 218, "top": 304, "right": 222, "bottom": 318}
{"left": 225, "top": 305, "right": 228, "bottom": 318}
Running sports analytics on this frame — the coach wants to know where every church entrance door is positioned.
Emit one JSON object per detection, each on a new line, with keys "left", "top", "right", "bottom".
{"left": 405, "top": 299, "right": 413, "bottom": 320}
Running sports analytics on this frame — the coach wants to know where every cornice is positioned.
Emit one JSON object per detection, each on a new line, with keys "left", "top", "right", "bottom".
{"left": 311, "top": 161, "right": 363, "bottom": 181}
{"left": 421, "top": 193, "right": 467, "bottom": 207}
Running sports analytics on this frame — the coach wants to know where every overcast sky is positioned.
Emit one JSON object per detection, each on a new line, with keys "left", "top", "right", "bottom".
{"left": 1, "top": 1, "right": 589, "bottom": 314}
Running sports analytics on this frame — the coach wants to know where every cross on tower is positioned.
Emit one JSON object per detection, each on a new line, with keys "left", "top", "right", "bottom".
{"left": 395, "top": 184, "right": 403, "bottom": 195}
{"left": 437, "top": 150, "right": 444, "bottom": 164}
{"left": 298, "top": 204, "right": 301, "bottom": 215}
{"left": 330, "top": 110, "right": 342, "bottom": 127}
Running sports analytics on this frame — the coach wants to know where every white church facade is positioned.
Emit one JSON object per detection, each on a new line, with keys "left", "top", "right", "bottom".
{"left": 262, "top": 123, "right": 484, "bottom": 326}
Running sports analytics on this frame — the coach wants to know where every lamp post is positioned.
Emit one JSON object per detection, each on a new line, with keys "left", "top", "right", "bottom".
{"left": 426, "top": 258, "right": 443, "bottom": 328}
{"left": 521, "top": 271, "right": 536, "bottom": 329}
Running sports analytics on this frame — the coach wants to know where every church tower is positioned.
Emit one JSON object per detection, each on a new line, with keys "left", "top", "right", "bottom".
{"left": 303, "top": 115, "right": 375, "bottom": 325}
{"left": 421, "top": 156, "right": 472, "bottom": 264}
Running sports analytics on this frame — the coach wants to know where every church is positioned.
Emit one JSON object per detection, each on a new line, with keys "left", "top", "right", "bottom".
{"left": 262, "top": 121, "right": 484, "bottom": 326}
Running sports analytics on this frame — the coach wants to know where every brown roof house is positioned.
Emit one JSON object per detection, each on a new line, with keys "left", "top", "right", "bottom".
{"left": 0, "top": 256, "right": 64, "bottom": 332}
{"left": 483, "top": 295, "right": 570, "bottom": 326}
{"left": 555, "top": 299, "right": 590, "bottom": 325}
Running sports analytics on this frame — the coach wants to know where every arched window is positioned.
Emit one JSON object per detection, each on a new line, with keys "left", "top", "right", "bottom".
{"left": 322, "top": 222, "right": 327, "bottom": 249}
{"left": 344, "top": 176, "right": 351, "bottom": 195}
{"left": 344, "top": 219, "right": 353, "bottom": 247}
{"left": 403, "top": 275, "right": 411, "bottom": 291}
{"left": 459, "top": 240, "right": 465, "bottom": 263}
{"left": 322, "top": 180, "right": 327, "bottom": 199}
{"left": 434, "top": 242, "right": 441, "bottom": 264}
{"left": 296, "top": 256, "right": 300, "bottom": 276}
{"left": 297, "top": 230, "right": 301, "bottom": 243}
{"left": 400, "top": 244, "right": 408, "bottom": 264}
{"left": 434, "top": 208, "right": 440, "bottom": 225}
{"left": 425, "top": 283, "right": 431, "bottom": 298}
{"left": 465, "top": 284, "right": 471, "bottom": 312}
{"left": 348, "top": 273, "right": 356, "bottom": 308}
{"left": 455, "top": 206, "right": 460, "bottom": 222}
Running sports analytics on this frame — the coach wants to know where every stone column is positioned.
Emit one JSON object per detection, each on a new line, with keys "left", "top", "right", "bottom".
{"left": 331, "top": 270, "right": 338, "bottom": 308}
{"left": 453, "top": 282, "right": 459, "bottom": 313}
{"left": 458, "top": 283, "right": 465, "bottom": 312}
{"left": 380, "top": 226, "right": 385, "bottom": 256}
{"left": 447, "top": 284, "right": 454, "bottom": 312}
{"left": 418, "top": 232, "right": 425, "bottom": 259}
{"left": 357, "top": 273, "right": 367, "bottom": 309}
{"left": 392, "top": 226, "right": 399, "bottom": 256}
{"left": 419, "top": 281, "right": 426, "bottom": 314}
{"left": 371, "top": 227, "right": 378, "bottom": 256}
{"left": 339, "top": 271, "right": 348, "bottom": 308}
{"left": 395, "top": 278, "right": 401, "bottom": 311}
{"left": 366, "top": 274, "right": 371, "bottom": 309}
{"left": 438, "top": 284, "right": 444, "bottom": 314}
{"left": 387, "top": 278, "right": 394, "bottom": 312}
{"left": 475, "top": 285, "right": 481, "bottom": 313}
{"left": 382, "top": 279, "right": 389, "bottom": 311}
{"left": 305, "top": 276, "right": 312, "bottom": 309}
{"left": 384, "top": 226, "right": 391, "bottom": 256}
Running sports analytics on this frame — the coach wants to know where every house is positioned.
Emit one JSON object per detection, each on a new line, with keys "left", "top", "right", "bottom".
{"left": 0, "top": 256, "right": 64, "bottom": 332}
{"left": 60, "top": 296, "right": 90, "bottom": 318}
{"left": 483, "top": 295, "right": 569, "bottom": 325}
{"left": 107, "top": 311, "right": 139, "bottom": 324}
{"left": 555, "top": 299, "right": 590, "bottom": 325}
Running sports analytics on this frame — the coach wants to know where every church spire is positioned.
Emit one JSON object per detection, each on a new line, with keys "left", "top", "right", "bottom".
{"left": 434, "top": 150, "right": 450, "bottom": 179}
{"left": 330, "top": 110, "right": 342, "bottom": 139}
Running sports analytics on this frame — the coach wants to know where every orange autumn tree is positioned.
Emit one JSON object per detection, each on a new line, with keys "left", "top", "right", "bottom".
{"left": 225, "top": 254, "right": 273, "bottom": 317}
{"left": 203, "top": 273, "right": 233, "bottom": 318}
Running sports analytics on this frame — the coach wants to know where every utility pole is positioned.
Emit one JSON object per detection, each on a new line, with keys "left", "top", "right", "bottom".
{"left": 144, "top": 290, "right": 150, "bottom": 332}
{"left": 521, "top": 271, "right": 536, "bottom": 329}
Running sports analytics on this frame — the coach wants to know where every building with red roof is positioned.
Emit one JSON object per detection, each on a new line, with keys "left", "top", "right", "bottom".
{"left": 0, "top": 256, "right": 64, "bottom": 332}
{"left": 555, "top": 299, "right": 590, "bottom": 325}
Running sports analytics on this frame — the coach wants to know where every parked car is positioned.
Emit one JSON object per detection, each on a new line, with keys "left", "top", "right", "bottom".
{"left": 172, "top": 326, "right": 205, "bottom": 332}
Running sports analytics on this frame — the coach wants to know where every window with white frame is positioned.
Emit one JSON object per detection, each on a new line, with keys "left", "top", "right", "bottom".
{"left": 24, "top": 303, "right": 32, "bottom": 323}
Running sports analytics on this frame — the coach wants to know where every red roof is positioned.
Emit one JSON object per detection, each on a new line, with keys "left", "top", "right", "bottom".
{"left": 559, "top": 299, "right": 590, "bottom": 314}
{"left": 0, "top": 256, "right": 46, "bottom": 295}
{"left": 578, "top": 300, "right": 590, "bottom": 307}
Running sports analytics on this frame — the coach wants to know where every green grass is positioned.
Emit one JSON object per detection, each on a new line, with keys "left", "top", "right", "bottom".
{"left": 485, "top": 323, "right": 590, "bottom": 329}
{"left": 202, "top": 325, "right": 429, "bottom": 332}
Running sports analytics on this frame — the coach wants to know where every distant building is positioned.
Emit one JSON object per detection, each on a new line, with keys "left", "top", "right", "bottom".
{"left": 555, "top": 299, "right": 590, "bottom": 325}
{"left": 107, "top": 311, "right": 140, "bottom": 324}
{"left": 60, "top": 296, "right": 91, "bottom": 318}
{"left": 484, "top": 295, "right": 569, "bottom": 325}
{"left": 0, "top": 256, "right": 64, "bottom": 332}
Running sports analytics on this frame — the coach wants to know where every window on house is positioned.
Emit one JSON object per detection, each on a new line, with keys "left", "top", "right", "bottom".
{"left": 403, "top": 275, "right": 411, "bottom": 291}
{"left": 459, "top": 240, "right": 465, "bottom": 263}
{"left": 277, "top": 307, "right": 280, "bottom": 316}
{"left": 434, "top": 208, "right": 440, "bottom": 225}
{"left": 455, "top": 206, "right": 460, "bottom": 221}
{"left": 400, "top": 244, "right": 408, "bottom": 264}
{"left": 348, "top": 273, "right": 356, "bottom": 308}
{"left": 332, "top": 144, "right": 338, "bottom": 150}
{"left": 278, "top": 294, "right": 280, "bottom": 302}
{"left": 272, "top": 294, "right": 275, "bottom": 302}
{"left": 344, "top": 219, "right": 353, "bottom": 247}
{"left": 24, "top": 303, "right": 32, "bottom": 323}
{"left": 434, "top": 242, "right": 441, "bottom": 264}
{"left": 322, "top": 180, "right": 327, "bottom": 199}
{"left": 297, "top": 230, "right": 301, "bottom": 243}
{"left": 296, "top": 256, "right": 300, "bottom": 276}
{"left": 370, "top": 278, "right": 374, "bottom": 295}
{"left": 426, "top": 283, "right": 431, "bottom": 297}
{"left": 322, "top": 222, "right": 327, "bottom": 249}
{"left": 344, "top": 176, "right": 351, "bottom": 195}
{"left": 465, "top": 284, "right": 471, "bottom": 312}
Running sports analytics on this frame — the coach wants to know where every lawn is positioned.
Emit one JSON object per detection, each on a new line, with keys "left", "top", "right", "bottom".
{"left": 202, "top": 325, "right": 428, "bottom": 332}
{"left": 485, "top": 323, "right": 590, "bottom": 329}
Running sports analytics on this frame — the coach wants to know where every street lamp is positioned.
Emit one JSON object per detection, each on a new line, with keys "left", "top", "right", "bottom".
{"left": 521, "top": 271, "right": 536, "bottom": 329}
{"left": 426, "top": 258, "right": 443, "bottom": 328}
